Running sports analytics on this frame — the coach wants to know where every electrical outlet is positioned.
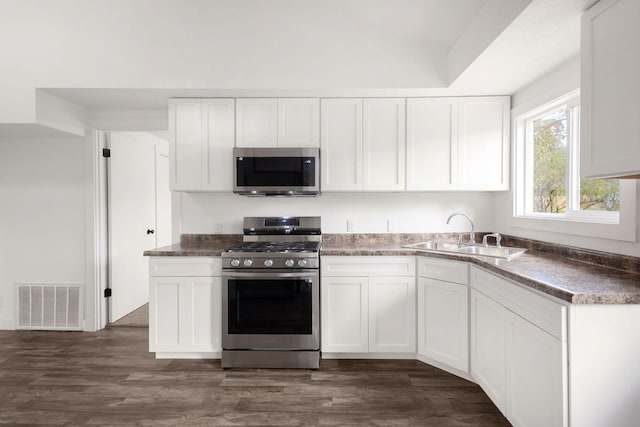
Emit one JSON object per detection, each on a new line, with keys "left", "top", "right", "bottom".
{"left": 347, "top": 219, "right": 356, "bottom": 232}
{"left": 214, "top": 223, "right": 223, "bottom": 234}
{"left": 387, "top": 219, "right": 396, "bottom": 233}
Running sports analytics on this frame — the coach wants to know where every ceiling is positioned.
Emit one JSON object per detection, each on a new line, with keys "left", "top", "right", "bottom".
{"left": 3, "top": 0, "right": 597, "bottom": 113}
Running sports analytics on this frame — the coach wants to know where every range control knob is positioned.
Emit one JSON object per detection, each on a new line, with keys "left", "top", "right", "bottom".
{"left": 230, "top": 258, "right": 240, "bottom": 267}
{"left": 243, "top": 259, "right": 253, "bottom": 267}
{"left": 284, "top": 259, "right": 295, "bottom": 268}
{"left": 263, "top": 259, "right": 274, "bottom": 267}
{"left": 297, "top": 259, "right": 308, "bottom": 267}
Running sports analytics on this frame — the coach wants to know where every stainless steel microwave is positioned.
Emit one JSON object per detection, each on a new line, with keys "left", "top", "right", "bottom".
{"left": 233, "top": 147, "right": 320, "bottom": 196}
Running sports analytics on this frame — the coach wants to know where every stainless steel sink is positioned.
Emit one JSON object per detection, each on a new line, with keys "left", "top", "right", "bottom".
{"left": 403, "top": 241, "right": 527, "bottom": 260}
{"left": 454, "top": 245, "right": 527, "bottom": 259}
{"left": 404, "top": 241, "right": 462, "bottom": 251}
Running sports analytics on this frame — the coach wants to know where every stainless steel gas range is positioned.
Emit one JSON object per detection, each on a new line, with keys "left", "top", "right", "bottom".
{"left": 221, "top": 216, "right": 321, "bottom": 369}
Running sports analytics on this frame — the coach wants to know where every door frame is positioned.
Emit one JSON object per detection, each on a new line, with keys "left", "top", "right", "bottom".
{"left": 85, "top": 121, "right": 171, "bottom": 331}
{"left": 84, "top": 129, "right": 109, "bottom": 331}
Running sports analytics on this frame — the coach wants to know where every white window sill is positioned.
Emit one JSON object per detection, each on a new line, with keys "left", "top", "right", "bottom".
{"left": 509, "top": 181, "right": 637, "bottom": 242}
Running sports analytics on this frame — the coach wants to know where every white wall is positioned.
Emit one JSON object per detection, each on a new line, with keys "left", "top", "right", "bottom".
{"left": 175, "top": 192, "right": 497, "bottom": 237}
{"left": 0, "top": 0, "right": 447, "bottom": 123}
{"left": 495, "top": 56, "right": 640, "bottom": 257}
{"left": 0, "top": 137, "right": 86, "bottom": 329}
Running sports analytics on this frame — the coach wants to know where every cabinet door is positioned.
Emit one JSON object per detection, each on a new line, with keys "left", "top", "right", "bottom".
{"left": 470, "top": 289, "right": 507, "bottom": 413}
{"left": 235, "top": 98, "right": 278, "bottom": 147}
{"left": 406, "top": 98, "right": 457, "bottom": 190}
{"left": 581, "top": 0, "right": 640, "bottom": 178}
{"left": 184, "top": 277, "right": 222, "bottom": 352}
{"left": 149, "top": 277, "right": 183, "bottom": 352}
{"left": 321, "top": 276, "right": 368, "bottom": 353}
{"left": 369, "top": 276, "right": 416, "bottom": 353}
{"left": 418, "top": 278, "right": 468, "bottom": 372}
{"left": 457, "top": 97, "right": 509, "bottom": 190}
{"left": 169, "top": 100, "right": 203, "bottom": 191}
{"left": 202, "top": 100, "right": 235, "bottom": 191}
{"left": 150, "top": 276, "right": 222, "bottom": 353}
{"left": 321, "top": 99, "right": 363, "bottom": 191}
{"left": 506, "top": 311, "right": 567, "bottom": 427}
{"left": 363, "top": 98, "right": 406, "bottom": 191}
{"left": 277, "top": 98, "right": 320, "bottom": 147}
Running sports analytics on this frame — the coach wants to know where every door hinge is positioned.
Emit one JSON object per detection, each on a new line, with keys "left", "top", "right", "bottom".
{"left": 104, "top": 288, "right": 112, "bottom": 298}
{"left": 102, "top": 148, "right": 111, "bottom": 158}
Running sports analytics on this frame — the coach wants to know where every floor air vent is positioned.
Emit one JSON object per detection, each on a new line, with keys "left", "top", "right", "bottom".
{"left": 16, "top": 284, "right": 83, "bottom": 330}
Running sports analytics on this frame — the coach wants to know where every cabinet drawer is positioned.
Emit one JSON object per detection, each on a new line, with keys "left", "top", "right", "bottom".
{"left": 471, "top": 267, "right": 567, "bottom": 341}
{"left": 149, "top": 257, "right": 221, "bottom": 277}
{"left": 321, "top": 256, "right": 415, "bottom": 277}
{"left": 418, "top": 257, "right": 468, "bottom": 284}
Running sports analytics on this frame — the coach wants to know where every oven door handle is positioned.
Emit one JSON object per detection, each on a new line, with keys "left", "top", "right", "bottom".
{"left": 222, "top": 271, "right": 317, "bottom": 279}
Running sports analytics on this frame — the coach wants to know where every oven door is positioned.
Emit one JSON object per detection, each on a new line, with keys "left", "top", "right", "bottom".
{"left": 222, "top": 269, "right": 319, "bottom": 350}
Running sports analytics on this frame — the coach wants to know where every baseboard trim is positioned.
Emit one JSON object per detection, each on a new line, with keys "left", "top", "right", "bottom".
{"left": 416, "top": 354, "right": 474, "bottom": 382}
{"left": 154, "top": 352, "right": 221, "bottom": 359}
{"left": 322, "top": 352, "right": 416, "bottom": 360}
{"left": 0, "top": 318, "right": 14, "bottom": 330}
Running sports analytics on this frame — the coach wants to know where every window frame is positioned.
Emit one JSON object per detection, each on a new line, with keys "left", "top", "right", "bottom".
{"left": 511, "top": 90, "right": 637, "bottom": 242}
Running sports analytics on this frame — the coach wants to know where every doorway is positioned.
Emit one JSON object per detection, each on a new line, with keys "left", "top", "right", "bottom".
{"left": 106, "top": 131, "right": 171, "bottom": 324}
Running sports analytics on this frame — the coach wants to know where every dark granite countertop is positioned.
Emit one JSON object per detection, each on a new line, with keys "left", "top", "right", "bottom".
{"left": 143, "top": 234, "right": 241, "bottom": 257}
{"left": 144, "top": 233, "right": 640, "bottom": 305}
{"left": 320, "top": 243, "right": 640, "bottom": 304}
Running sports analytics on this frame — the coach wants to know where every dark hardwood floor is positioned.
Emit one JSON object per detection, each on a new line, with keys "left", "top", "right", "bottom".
{"left": 0, "top": 327, "right": 510, "bottom": 426}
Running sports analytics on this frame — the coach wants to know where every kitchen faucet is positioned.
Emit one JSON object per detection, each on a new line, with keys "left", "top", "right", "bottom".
{"left": 446, "top": 212, "right": 476, "bottom": 245}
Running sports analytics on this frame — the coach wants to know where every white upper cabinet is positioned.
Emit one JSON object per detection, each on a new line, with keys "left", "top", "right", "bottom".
{"left": 407, "top": 98, "right": 457, "bottom": 190}
{"left": 277, "top": 98, "right": 320, "bottom": 147}
{"left": 235, "top": 99, "right": 278, "bottom": 147}
{"left": 169, "top": 99, "right": 235, "bottom": 192}
{"left": 457, "top": 97, "right": 510, "bottom": 190}
{"left": 363, "top": 99, "right": 406, "bottom": 191}
{"left": 321, "top": 98, "right": 364, "bottom": 191}
{"left": 322, "top": 98, "right": 406, "bottom": 192}
{"left": 236, "top": 98, "right": 320, "bottom": 148}
{"left": 406, "top": 96, "right": 509, "bottom": 191}
{"left": 170, "top": 100, "right": 203, "bottom": 191}
{"left": 203, "top": 100, "right": 236, "bottom": 191}
{"left": 581, "top": 0, "right": 640, "bottom": 179}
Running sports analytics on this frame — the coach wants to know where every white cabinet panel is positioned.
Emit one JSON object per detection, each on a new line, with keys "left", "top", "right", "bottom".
{"left": 150, "top": 279, "right": 181, "bottom": 351}
{"left": 418, "top": 278, "right": 468, "bottom": 372}
{"left": 321, "top": 99, "right": 363, "bottom": 191}
{"left": 235, "top": 99, "right": 278, "bottom": 147}
{"left": 188, "top": 278, "right": 222, "bottom": 351}
{"left": 470, "top": 289, "right": 507, "bottom": 412}
{"left": 506, "top": 311, "right": 566, "bottom": 427}
{"left": 169, "top": 99, "right": 235, "bottom": 192}
{"left": 149, "top": 257, "right": 221, "bottom": 356}
{"left": 322, "top": 256, "right": 415, "bottom": 277}
{"left": 203, "top": 100, "right": 235, "bottom": 191}
{"left": 418, "top": 257, "right": 468, "bottom": 285}
{"left": 277, "top": 98, "right": 320, "bottom": 147}
{"left": 170, "top": 101, "right": 203, "bottom": 191}
{"left": 458, "top": 97, "right": 509, "bottom": 190}
{"left": 363, "top": 98, "right": 406, "bottom": 191}
{"left": 321, "top": 276, "right": 369, "bottom": 353}
{"left": 406, "top": 98, "right": 456, "bottom": 190}
{"left": 581, "top": 0, "right": 640, "bottom": 178}
{"left": 369, "top": 276, "right": 416, "bottom": 353}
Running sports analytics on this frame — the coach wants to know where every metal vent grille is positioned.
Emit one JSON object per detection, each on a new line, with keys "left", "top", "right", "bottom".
{"left": 16, "top": 284, "right": 83, "bottom": 330}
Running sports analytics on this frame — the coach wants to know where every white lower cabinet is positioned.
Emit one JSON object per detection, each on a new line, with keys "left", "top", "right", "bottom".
{"left": 321, "top": 257, "right": 416, "bottom": 355}
{"left": 470, "top": 267, "right": 567, "bottom": 427}
{"left": 321, "top": 276, "right": 369, "bottom": 353}
{"left": 149, "top": 257, "right": 222, "bottom": 357}
{"left": 470, "top": 289, "right": 507, "bottom": 410}
{"left": 417, "top": 258, "right": 469, "bottom": 374}
{"left": 369, "top": 276, "right": 416, "bottom": 352}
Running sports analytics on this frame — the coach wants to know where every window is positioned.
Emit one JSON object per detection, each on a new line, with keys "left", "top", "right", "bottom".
{"left": 515, "top": 90, "right": 620, "bottom": 223}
